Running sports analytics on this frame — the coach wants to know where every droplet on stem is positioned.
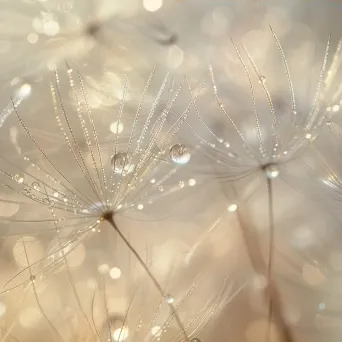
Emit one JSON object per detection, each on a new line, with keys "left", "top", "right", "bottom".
{"left": 169, "top": 144, "right": 191, "bottom": 165}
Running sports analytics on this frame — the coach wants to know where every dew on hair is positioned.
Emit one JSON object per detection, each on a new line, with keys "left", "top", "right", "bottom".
{"left": 169, "top": 144, "right": 191, "bottom": 165}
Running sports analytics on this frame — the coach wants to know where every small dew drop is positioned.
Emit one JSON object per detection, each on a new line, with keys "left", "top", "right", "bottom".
{"left": 32, "top": 182, "right": 40, "bottom": 191}
{"left": 227, "top": 204, "right": 238, "bottom": 212}
{"left": 109, "top": 267, "right": 122, "bottom": 279}
{"left": 169, "top": 144, "right": 191, "bottom": 165}
{"left": 191, "top": 338, "right": 201, "bottom": 342}
{"left": 305, "top": 133, "right": 312, "bottom": 140}
{"left": 29, "top": 275, "right": 36, "bottom": 282}
{"left": 110, "top": 121, "right": 124, "bottom": 134}
{"left": 264, "top": 164, "right": 279, "bottom": 179}
{"left": 137, "top": 204, "right": 144, "bottom": 210}
{"left": 259, "top": 76, "right": 266, "bottom": 84}
{"left": 165, "top": 294, "right": 174, "bottom": 304}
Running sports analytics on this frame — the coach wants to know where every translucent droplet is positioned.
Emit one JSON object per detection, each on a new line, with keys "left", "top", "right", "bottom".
{"left": 259, "top": 76, "right": 266, "bottom": 84}
{"left": 227, "top": 204, "right": 238, "bottom": 212}
{"left": 29, "top": 275, "right": 36, "bottom": 282}
{"left": 191, "top": 338, "right": 201, "bottom": 342}
{"left": 137, "top": 204, "right": 144, "bottom": 210}
{"left": 165, "top": 294, "right": 174, "bottom": 304}
{"left": 32, "top": 182, "right": 40, "bottom": 191}
{"left": 15, "top": 174, "right": 24, "bottom": 184}
{"left": 264, "top": 164, "right": 279, "bottom": 179}
{"left": 169, "top": 144, "right": 191, "bottom": 165}
{"left": 111, "top": 152, "right": 134, "bottom": 175}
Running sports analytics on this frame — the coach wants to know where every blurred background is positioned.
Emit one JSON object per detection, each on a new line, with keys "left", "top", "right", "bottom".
{"left": 0, "top": 1, "right": 342, "bottom": 342}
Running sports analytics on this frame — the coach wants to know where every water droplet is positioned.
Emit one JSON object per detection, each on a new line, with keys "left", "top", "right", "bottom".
{"left": 227, "top": 204, "right": 238, "bottom": 212}
{"left": 32, "top": 182, "right": 40, "bottom": 191}
{"left": 165, "top": 294, "right": 174, "bottom": 304}
{"left": 15, "top": 174, "right": 24, "bottom": 184}
{"left": 111, "top": 152, "right": 134, "bottom": 175}
{"left": 264, "top": 164, "right": 279, "bottom": 179}
{"left": 191, "top": 338, "right": 201, "bottom": 342}
{"left": 169, "top": 144, "right": 191, "bottom": 165}
{"left": 29, "top": 275, "right": 36, "bottom": 282}
{"left": 137, "top": 204, "right": 144, "bottom": 210}
{"left": 259, "top": 76, "right": 266, "bottom": 84}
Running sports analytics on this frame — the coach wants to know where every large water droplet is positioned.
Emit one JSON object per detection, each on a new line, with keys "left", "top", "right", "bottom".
{"left": 111, "top": 152, "right": 134, "bottom": 175}
{"left": 169, "top": 144, "right": 191, "bottom": 165}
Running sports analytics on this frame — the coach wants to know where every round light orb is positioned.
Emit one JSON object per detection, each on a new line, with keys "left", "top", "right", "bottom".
{"left": 264, "top": 164, "right": 280, "bottom": 179}
{"left": 111, "top": 152, "right": 134, "bottom": 175}
{"left": 188, "top": 179, "right": 196, "bottom": 186}
{"left": 227, "top": 204, "right": 238, "bottom": 212}
{"left": 15, "top": 83, "right": 32, "bottom": 100}
{"left": 110, "top": 267, "right": 122, "bottom": 280}
{"left": 169, "top": 144, "right": 191, "bottom": 165}
{"left": 27, "top": 33, "right": 39, "bottom": 44}
{"left": 98, "top": 264, "right": 110, "bottom": 274}
{"left": 143, "top": 0, "right": 163, "bottom": 12}
{"left": 110, "top": 121, "right": 124, "bottom": 134}
{"left": 113, "top": 327, "right": 129, "bottom": 342}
